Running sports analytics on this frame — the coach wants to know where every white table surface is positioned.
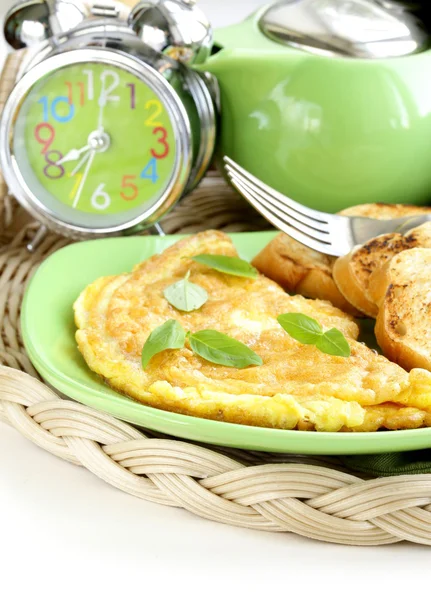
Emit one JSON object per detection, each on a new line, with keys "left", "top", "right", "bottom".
{"left": 1, "top": 1, "right": 430, "bottom": 598}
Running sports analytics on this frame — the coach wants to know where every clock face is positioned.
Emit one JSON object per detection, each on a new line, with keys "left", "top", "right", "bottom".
{"left": 12, "top": 61, "right": 178, "bottom": 229}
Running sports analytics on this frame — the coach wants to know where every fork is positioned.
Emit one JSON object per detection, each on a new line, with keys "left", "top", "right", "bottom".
{"left": 224, "top": 156, "right": 431, "bottom": 256}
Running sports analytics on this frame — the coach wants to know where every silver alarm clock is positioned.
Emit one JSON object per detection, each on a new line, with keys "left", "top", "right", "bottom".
{"left": 0, "top": 0, "right": 217, "bottom": 246}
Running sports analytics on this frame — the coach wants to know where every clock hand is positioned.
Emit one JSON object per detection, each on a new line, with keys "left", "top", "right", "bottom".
{"left": 97, "top": 73, "right": 119, "bottom": 131}
{"left": 57, "top": 145, "right": 90, "bottom": 165}
{"left": 72, "top": 149, "right": 96, "bottom": 209}
{"left": 71, "top": 150, "right": 91, "bottom": 176}
{"left": 98, "top": 84, "right": 107, "bottom": 132}
{"left": 62, "top": 130, "right": 111, "bottom": 171}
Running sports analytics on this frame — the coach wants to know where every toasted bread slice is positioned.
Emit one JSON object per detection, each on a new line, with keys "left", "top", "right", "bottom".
{"left": 252, "top": 203, "right": 431, "bottom": 315}
{"left": 341, "top": 204, "right": 431, "bottom": 219}
{"left": 374, "top": 248, "right": 431, "bottom": 372}
{"left": 333, "top": 221, "right": 431, "bottom": 318}
{"left": 368, "top": 259, "right": 392, "bottom": 309}
{"left": 251, "top": 232, "right": 358, "bottom": 314}
{"left": 333, "top": 250, "right": 380, "bottom": 318}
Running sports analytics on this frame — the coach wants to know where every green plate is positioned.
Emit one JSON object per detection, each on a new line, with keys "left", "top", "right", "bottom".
{"left": 21, "top": 232, "right": 431, "bottom": 455}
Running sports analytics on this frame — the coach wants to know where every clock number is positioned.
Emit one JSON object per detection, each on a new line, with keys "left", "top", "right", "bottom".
{"left": 77, "top": 82, "right": 85, "bottom": 106}
{"left": 91, "top": 183, "right": 111, "bottom": 210}
{"left": 34, "top": 123, "right": 55, "bottom": 154}
{"left": 144, "top": 100, "right": 162, "bottom": 127}
{"left": 151, "top": 127, "right": 169, "bottom": 159}
{"left": 65, "top": 82, "right": 73, "bottom": 105}
{"left": 38, "top": 97, "right": 49, "bottom": 122}
{"left": 140, "top": 157, "right": 158, "bottom": 183}
{"left": 82, "top": 69, "right": 94, "bottom": 100}
{"left": 38, "top": 96, "right": 75, "bottom": 123}
{"left": 99, "top": 70, "right": 120, "bottom": 106}
{"left": 65, "top": 81, "right": 85, "bottom": 106}
{"left": 52, "top": 97, "right": 75, "bottom": 122}
{"left": 43, "top": 150, "right": 65, "bottom": 179}
{"left": 120, "top": 175, "right": 138, "bottom": 201}
{"left": 69, "top": 172, "right": 83, "bottom": 201}
{"left": 126, "top": 83, "right": 136, "bottom": 109}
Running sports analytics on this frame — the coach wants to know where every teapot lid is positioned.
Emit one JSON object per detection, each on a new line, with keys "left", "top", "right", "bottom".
{"left": 259, "top": 0, "right": 429, "bottom": 58}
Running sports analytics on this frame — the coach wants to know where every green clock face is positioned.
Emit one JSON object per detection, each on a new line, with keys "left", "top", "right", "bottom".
{"left": 13, "top": 61, "right": 178, "bottom": 228}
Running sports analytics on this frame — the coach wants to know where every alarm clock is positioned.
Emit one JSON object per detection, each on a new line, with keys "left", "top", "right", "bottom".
{"left": 0, "top": 0, "right": 217, "bottom": 246}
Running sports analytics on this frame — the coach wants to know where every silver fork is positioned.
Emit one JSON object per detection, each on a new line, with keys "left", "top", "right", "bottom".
{"left": 224, "top": 156, "right": 431, "bottom": 256}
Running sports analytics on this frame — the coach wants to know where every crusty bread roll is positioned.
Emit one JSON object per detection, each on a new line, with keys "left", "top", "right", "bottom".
{"left": 333, "top": 221, "right": 431, "bottom": 318}
{"left": 252, "top": 203, "right": 431, "bottom": 315}
{"left": 251, "top": 232, "right": 357, "bottom": 314}
{"left": 373, "top": 248, "right": 431, "bottom": 372}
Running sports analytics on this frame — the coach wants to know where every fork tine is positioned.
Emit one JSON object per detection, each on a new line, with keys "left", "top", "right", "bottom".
{"left": 228, "top": 175, "right": 334, "bottom": 255}
{"left": 224, "top": 156, "right": 330, "bottom": 224}
{"left": 226, "top": 165, "right": 331, "bottom": 237}
{"left": 229, "top": 173, "right": 333, "bottom": 244}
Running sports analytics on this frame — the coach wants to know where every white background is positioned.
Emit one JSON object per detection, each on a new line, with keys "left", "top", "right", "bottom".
{"left": 1, "top": 1, "right": 431, "bottom": 598}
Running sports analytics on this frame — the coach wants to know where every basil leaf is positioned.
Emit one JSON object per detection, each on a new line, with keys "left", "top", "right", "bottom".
{"left": 192, "top": 254, "right": 258, "bottom": 279}
{"left": 164, "top": 272, "right": 208, "bottom": 312}
{"left": 142, "top": 320, "right": 186, "bottom": 368}
{"left": 187, "top": 330, "right": 263, "bottom": 368}
{"left": 277, "top": 313, "right": 323, "bottom": 345}
{"left": 277, "top": 312, "right": 350, "bottom": 357}
{"left": 316, "top": 328, "right": 351, "bottom": 357}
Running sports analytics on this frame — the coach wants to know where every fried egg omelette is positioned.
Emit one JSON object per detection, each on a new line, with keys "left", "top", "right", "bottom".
{"left": 74, "top": 230, "right": 431, "bottom": 432}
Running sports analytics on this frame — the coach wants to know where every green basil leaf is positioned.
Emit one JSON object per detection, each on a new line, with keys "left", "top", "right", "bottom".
{"left": 164, "top": 272, "right": 208, "bottom": 312}
{"left": 277, "top": 313, "right": 323, "bottom": 345}
{"left": 187, "top": 330, "right": 263, "bottom": 368}
{"left": 192, "top": 254, "right": 258, "bottom": 279}
{"left": 142, "top": 320, "right": 186, "bottom": 368}
{"left": 316, "top": 328, "right": 351, "bottom": 357}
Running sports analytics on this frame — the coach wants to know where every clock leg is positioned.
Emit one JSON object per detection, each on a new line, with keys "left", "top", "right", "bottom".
{"left": 26, "top": 225, "right": 48, "bottom": 253}
{"left": 150, "top": 222, "right": 166, "bottom": 237}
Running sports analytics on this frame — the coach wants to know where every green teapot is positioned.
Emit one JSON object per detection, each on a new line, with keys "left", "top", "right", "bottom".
{"left": 202, "top": 0, "right": 431, "bottom": 212}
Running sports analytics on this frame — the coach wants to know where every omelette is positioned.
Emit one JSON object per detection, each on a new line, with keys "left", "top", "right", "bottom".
{"left": 74, "top": 230, "right": 431, "bottom": 432}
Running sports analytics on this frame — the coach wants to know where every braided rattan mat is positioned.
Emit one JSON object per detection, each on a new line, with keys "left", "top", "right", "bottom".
{"left": 2, "top": 52, "right": 431, "bottom": 547}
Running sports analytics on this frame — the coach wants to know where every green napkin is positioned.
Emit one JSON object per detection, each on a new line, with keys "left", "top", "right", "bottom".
{"left": 341, "top": 451, "right": 431, "bottom": 477}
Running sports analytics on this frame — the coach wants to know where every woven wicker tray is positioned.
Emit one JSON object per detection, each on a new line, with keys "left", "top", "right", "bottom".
{"left": 2, "top": 51, "right": 431, "bottom": 547}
